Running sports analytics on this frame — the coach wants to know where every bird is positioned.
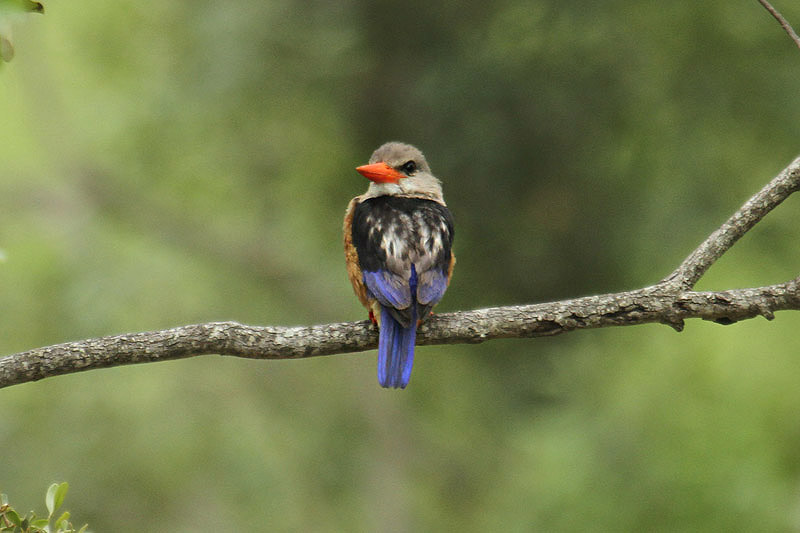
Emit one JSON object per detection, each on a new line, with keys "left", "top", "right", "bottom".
{"left": 343, "top": 142, "right": 455, "bottom": 389}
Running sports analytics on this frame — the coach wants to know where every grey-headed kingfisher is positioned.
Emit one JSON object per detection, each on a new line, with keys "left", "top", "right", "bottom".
{"left": 344, "top": 142, "right": 455, "bottom": 389}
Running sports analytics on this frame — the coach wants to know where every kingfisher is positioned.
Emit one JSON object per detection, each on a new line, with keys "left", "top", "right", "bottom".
{"left": 343, "top": 142, "right": 455, "bottom": 389}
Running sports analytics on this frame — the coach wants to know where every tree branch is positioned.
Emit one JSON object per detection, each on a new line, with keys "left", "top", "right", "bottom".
{"left": 664, "top": 155, "right": 800, "bottom": 288}
{"left": 757, "top": 0, "right": 800, "bottom": 50}
{"left": 2, "top": 157, "right": 800, "bottom": 389}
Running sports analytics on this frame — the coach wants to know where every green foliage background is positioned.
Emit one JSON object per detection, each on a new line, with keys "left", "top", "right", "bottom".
{"left": 1, "top": 1, "right": 800, "bottom": 530}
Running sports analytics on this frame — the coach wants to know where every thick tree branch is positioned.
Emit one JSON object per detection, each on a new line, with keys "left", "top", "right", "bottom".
{"left": 2, "top": 157, "right": 800, "bottom": 389}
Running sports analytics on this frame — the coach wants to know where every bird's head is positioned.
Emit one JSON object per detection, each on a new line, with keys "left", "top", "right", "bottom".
{"left": 356, "top": 142, "right": 444, "bottom": 202}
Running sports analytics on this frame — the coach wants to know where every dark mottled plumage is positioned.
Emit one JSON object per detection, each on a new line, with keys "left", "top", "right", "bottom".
{"left": 352, "top": 196, "right": 454, "bottom": 326}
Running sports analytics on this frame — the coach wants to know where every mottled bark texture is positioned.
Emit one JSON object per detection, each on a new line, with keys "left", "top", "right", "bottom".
{"left": 1, "top": 156, "right": 800, "bottom": 389}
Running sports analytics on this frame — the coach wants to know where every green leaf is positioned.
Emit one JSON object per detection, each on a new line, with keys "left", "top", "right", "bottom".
{"left": 4, "top": 508, "right": 21, "bottom": 526}
{"left": 52, "top": 482, "right": 68, "bottom": 516}
{"left": 45, "top": 482, "right": 68, "bottom": 517}
{"left": 1, "top": 493, "right": 8, "bottom": 506}
{"left": 45, "top": 483, "right": 57, "bottom": 515}
{"left": 30, "top": 517, "right": 50, "bottom": 528}
{"left": 55, "top": 511, "right": 70, "bottom": 524}
{"left": 77, "top": 525, "right": 88, "bottom": 533}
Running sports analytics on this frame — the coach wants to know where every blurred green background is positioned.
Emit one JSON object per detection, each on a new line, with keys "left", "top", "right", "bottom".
{"left": 1, "top": 0, "right": 800, "bottom": 530}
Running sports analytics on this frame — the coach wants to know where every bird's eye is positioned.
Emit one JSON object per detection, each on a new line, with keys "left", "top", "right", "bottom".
{"left": 399, "top": 160, "right": 417, "bottom": 175}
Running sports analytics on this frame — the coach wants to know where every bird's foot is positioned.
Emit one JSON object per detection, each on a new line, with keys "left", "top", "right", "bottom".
{"left": 417, "top": 312, "right": 434, "bottom": 327}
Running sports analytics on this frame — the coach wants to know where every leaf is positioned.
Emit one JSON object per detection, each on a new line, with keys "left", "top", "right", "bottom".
{"left": 53, "top": 482, "right": 68, "bottom": 515}
{"left": 45, "top": 483, "right": 57, "bottom": 515}
{"left": 30, "top": 517, "right": 50, "bottom": 528}
{"left": 46, "top": 482, "right": 68, "bottom": 517}
{"left": 0, "top": 493, "right": 7, "bottom": 506}
{"left": 55, "top": 511, "right": 70, "bottom": 525}
{"left": 4, "top": 509, "right": 21, "bottom": 526}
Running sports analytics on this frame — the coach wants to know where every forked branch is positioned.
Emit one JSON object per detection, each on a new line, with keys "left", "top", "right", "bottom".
{"left": 1, "top": 157, "right": 800, "bottom": 389}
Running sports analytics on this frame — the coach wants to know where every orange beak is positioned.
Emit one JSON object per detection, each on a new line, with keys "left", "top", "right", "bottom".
{"left": 356, "top": 162, "right": 405, "bottom": 184}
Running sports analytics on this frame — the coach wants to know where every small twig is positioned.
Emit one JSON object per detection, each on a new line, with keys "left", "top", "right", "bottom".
{"left": 757, "top": 0, "right": 800, "bottom": 49}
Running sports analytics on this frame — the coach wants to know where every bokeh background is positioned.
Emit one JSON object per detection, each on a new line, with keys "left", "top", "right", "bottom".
{"left": 2, "top": 0, "right": 800, "bottom": 530}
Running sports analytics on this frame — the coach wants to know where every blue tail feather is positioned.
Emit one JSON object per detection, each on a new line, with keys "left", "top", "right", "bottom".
{"left": 377, "top": 306, "right": 417, "bottom": 389}
{"left": 375, "top": 265, "right": 420, "bottom": 389}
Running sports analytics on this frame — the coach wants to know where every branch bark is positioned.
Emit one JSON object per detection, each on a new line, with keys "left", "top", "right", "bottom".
{"left": 757, "top": 0, "right": 800, "bottom": 50}
{"left": 2, "top": 156, "right": 800, "bottom": 389}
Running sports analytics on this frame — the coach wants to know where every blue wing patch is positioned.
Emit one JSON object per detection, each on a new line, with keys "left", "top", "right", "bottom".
{"left": 417, "top": 269, "right": 448, "bottom": 306}
{"left": 362, "top": 270, "right": 411, "bottom": 309}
